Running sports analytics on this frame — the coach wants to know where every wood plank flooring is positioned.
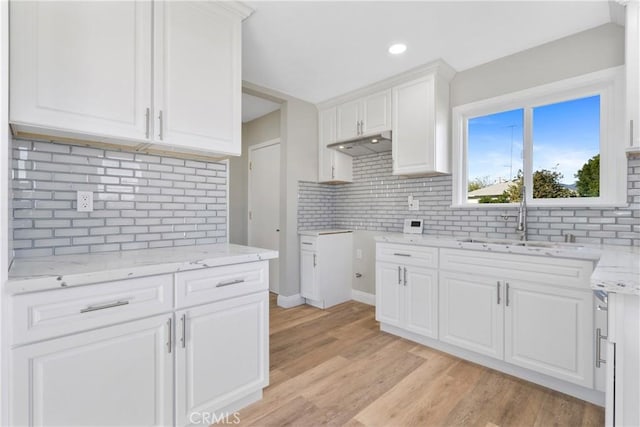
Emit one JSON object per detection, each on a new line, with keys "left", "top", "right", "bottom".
{"left": 236, "top": 294, "right": 604, "bottom": 426}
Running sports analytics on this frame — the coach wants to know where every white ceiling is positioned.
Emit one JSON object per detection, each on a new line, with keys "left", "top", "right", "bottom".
{"left": 242, "top": 1, "right": 613, "bottom": 104}
{"left": 242, "top": 92, "right": 281, "bottom": 122}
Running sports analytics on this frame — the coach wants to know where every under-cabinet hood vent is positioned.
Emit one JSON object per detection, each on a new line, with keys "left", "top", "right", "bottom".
{"left": 327, "top": 131, "right": 392, "bottom": 157}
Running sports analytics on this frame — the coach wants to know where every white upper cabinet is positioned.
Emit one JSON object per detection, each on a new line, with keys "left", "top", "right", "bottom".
{"left": 336, "top": 89, "right": 391, "bottom": 142}
{"left": 392, "top": 73, "right": 451, "bottom": 176}
{"left": 318, "top": 107, "right": 352, "bottom": 183}
{"left": 154, "top": 2, "right": 242, "bottom": 156}
{"left": 9, "top": 0, "right": 250, "bottom": 157}
{"left": 10, "top": 1, "right": 152, "bottom": 142}
{"left": 626, "top": 1, "right": 640, "bottom": 150}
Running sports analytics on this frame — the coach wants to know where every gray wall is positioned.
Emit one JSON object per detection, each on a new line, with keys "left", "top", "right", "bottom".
{"left": 12, "top": 139, "right": 228, "bottom": 257}
{"left": 229, "top": 109, "right": 281, "bottom": 245}
{"left": 451, "top": 23, "right": 624, "bottom": 106}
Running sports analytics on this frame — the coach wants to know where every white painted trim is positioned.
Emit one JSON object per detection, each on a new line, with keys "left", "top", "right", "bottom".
{"left": 452, "top": 66, "right": 626, "bottom": 208}
{"left": 276, "top": 294, "right": 306, "bottom": 309}
{"left": 380, "top": 323, "right": 605, "bottom": 407}
{"left": 351, "top": 290, "right": 375, "bottom": 306}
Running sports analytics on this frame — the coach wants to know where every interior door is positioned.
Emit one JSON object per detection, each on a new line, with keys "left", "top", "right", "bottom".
{"left": 11, "top": 315, "right": 173, "bottom": 426}
{"left": 175, "top": 293, "right": 268, "bottom": 427}
{"left": 154, "top": 1, "right": 241, "bottom": 154}
{"left": 248, "top": 140, "right": 281, "bottom": 293}
{"left": 439, "top": 271, "right": 504, "bottom": 360}
{"left": 9, "top": 1, "right": 152, "bottom": 141}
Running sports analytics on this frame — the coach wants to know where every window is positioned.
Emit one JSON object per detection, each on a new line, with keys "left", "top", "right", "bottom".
{"left": 453, "top": 68, "right": 626, "bottom": 207}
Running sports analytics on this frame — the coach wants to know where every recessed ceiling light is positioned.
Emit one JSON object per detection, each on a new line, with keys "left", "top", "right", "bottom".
{"left": 339, "top": 145, "right": 345, "bottom": 149}
{"left": 371, "top": 139, "right": 379, "bottom": 143}
{"left": 388, "top": 43, "right": 407, "bottom": 55}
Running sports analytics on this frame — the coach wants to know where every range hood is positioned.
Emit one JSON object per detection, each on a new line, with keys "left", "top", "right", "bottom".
{"left": 326, "top": 131, "right": 392, "bottom": 157}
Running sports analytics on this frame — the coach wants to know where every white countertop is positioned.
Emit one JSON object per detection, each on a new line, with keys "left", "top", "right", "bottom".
{"left": 298, "top": 229, "right": 353, "bottom": 236}
{"left": 375, "top": 233, "right": 639, "bottom": 296}
{"left": 6, "top": 243, "right": 278, "bottom": 295}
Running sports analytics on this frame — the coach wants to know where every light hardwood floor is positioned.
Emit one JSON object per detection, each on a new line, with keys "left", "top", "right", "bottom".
{"left": 236, "top": 294, "right": 604, "bottom": 426}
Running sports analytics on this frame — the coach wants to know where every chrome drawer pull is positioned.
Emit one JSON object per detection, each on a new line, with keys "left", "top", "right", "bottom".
{"left": 302, "top": 242, "right": 313, "bottom": 245}
{"left": 596, "top": 327, "right": 608, "bottom": 367}
{"left": 393, "top": 253, "right": 411, "bottom": 257}
{"left": 80, "top": 300, "right": 129, "bottom": 313}
{"left": 216, "top": 278, "right": 245, "bottom": 288}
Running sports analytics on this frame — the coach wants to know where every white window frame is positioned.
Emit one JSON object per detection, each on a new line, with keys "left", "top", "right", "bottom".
{"left": 452, "top": 67, "right": 626, "bottom": 208}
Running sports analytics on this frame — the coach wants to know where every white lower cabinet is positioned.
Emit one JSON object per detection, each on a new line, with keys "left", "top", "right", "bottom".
{"left": 439, "top": 271, "right": 503, "bottom": 359}
{"left": 10, "top": 261, "right": 269, "bottom": 426}
{"left": 11, "top": 314, "right": 174, "bottom": 427}
{"left": 504, "top": 281, "right": 593, "bottom": 388}
{"left": 176, "top": 292, "right": 268, "bottom": 427}
{"left": 377, "top": 242, "right": 599, "bottom": 399}
{"left": 375, "top": 250, "right": 438, "bottom": 339}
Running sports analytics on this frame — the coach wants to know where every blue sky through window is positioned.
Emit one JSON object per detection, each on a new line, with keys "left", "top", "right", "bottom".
{"left": 468, "top": 95, "right": 600, "bottom": 186}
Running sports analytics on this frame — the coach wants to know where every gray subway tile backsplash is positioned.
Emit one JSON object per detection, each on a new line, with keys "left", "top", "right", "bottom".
{"left": 12, "top": 139, "right": 228, "bottom": 258}
{"left": 298, "top": 151, "right": 640, "bottom": 247}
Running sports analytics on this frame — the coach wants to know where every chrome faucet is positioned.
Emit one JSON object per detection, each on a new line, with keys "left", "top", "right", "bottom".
{"left": 516, "top": 185, "right": 527, "bottom": 241}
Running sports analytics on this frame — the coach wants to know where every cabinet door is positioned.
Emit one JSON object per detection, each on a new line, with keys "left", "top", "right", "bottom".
{"left": 627, "top": 1, "right": 640, "bottom": 149}
{"left": 504, "top": 281, "right": 593, "bottom": 388}
{"left": 404, "top": 266, "right": 438, "bottom": 339}
{"left": 375, "top": 262, "right": 403, "bottom": 328}
{"left": 439, "top": 271, "right": 503, "bottom": 360}
{"left": 336, "top": 100, "right": 361, "bottom": 141}
{"left": 362, "top": 90, "right": 392, "bottom": 135}
{"left": 392, "top": 75, "right": 436, "bottom": 175}
{"left": 300, "top": 249, "right": 319, "bottom": 300}
{"left": 319, "top": 108, "right": 337, "bottom": 183}
{"left": 175, "top": 292, "right": 268, "bottom": 426}
{"left": 11, "top": 315, "right": 173, "bottom": 427}
{"left": 10, "top": 1, "right": 152, "bottom": 141}
{"left": 333, "top": 150, "right": 353, "bottom": 182}
{"left": 154, "top": 1, "right": 242, "bottom": 155}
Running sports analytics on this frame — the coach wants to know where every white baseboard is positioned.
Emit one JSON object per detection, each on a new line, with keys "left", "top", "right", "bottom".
{"left": 276, "top": 293, "right": 305, "bottom": 308}
{"left": 351, "top": 290, "right": 375, "bottom": 306}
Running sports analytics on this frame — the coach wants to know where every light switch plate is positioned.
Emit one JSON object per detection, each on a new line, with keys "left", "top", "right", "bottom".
{"left": 77, "top": 191, "right": 94, "bottom": 212}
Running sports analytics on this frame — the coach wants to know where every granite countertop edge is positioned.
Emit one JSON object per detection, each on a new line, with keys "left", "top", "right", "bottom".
{"left": 374, "top": 233, "right": 639, "bottom": 296}
{"left": 6, "top": 243, "right": 278, "bottom": 295}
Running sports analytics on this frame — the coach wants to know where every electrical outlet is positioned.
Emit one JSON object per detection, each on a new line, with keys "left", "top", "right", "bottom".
{"left": 77, "top": 191, "right": 93, "bottom": 212}
{"left": 408, "top": 195, "right": 419, "bottom": 211}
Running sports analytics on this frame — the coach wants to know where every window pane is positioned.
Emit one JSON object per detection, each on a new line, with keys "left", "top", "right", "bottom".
{"left": 467, "top": 109, "right": 523, "bottom": 203}
{"left": 532, "top": 95, "right": 600, "bottom": 199}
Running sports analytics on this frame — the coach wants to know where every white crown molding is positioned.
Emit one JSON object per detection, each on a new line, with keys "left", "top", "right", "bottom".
{"left": 316, "top": 59, "right": 456, "bottom": 110}
{"left": 212, "top": 1, "right": 254, "bottom": 20}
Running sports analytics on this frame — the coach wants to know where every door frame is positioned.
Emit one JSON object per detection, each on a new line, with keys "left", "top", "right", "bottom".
{"left": 247, "top": 138, "right": 281, "bottom": 294}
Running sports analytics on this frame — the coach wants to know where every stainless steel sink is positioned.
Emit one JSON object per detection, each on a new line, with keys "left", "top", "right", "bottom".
{"left": 457, "top": 238, "right": 581, "bottom": 250}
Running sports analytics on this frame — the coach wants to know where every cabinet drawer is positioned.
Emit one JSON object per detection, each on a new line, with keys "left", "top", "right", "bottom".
{"left": 175, "top": 261, "right": 268, "bottom": 308}
{"left": 439, "top": 249, "right": 593, "bottom": 289}
{"left": 12, "top": 275, "right": 173, "bottom": 346}
{"left": 300, "top": 236, "right": 317, "bottom": 251}
{"left": 376, "top": 243, "right": 438, "bottom": 268}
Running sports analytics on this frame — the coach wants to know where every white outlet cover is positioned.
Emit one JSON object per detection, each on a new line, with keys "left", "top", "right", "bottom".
{"left": 77, "top": 191, "right": 94, "bottom": 212}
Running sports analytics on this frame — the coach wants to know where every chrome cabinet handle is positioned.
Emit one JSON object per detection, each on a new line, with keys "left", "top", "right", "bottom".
{"left": 80, "top": 300, "right": 129, "bottom": 313}
{"left": 505, "top": 282, "right": 510, "bottom": 306}
{"left": 167, "top": 317, "right": 172, "bottom": 354}
{"left": 313, "top": 254, "right": 317, "bottom": 267}
{"left": 145, "top": 108, "right": 150, "bottom": 139}
{"left": 496, "top": 281, "right": 501, "bottom": 305}
{"left": 181, "top": 314, "right": 187, "bottom": 349}
{"left": 393, "top": 253, "right": 411, "bottom": 257}
{"left": 302, "top": 242, "right": 313, "bottom": 245}
{"left": 216, "top": 278, "right": 245, "bottom": 288}
{"left": 398, "top": 266, "right": 402, "bottom": 285}
{"left": 403, "top": 267, "right": 407, "bottom": 286}
{"left": 596, "top": 327, "right": 608, "bottom": 367}
{"left": 158, "top": 110, "right": 164, "bottom": 140}
{"left": 331, "top": 165, "right": 335, "bottom": 179}
{"left": 597, "top": 305, "right": 608, "bottom": 312}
